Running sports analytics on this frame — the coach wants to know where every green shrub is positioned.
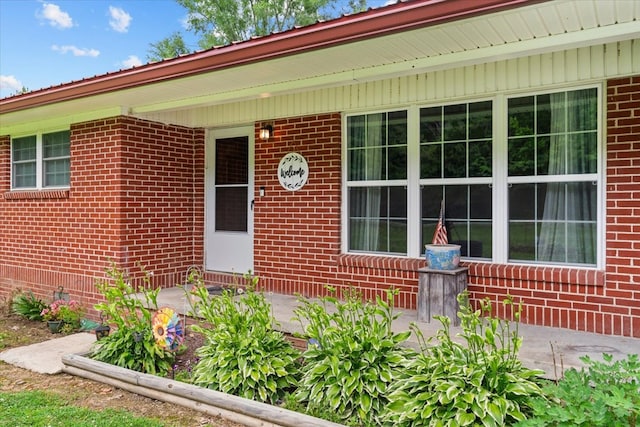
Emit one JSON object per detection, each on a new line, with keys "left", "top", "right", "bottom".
{"left": 91, "top": 262, "right": 174, "bottom": 376}
{"left": 188, "top": 273, "right": 300, "bottom": 404}
{"left": 11, "top": 290, "right": 47, "bottom": 321}
{"left": 41, "top": 299, "right": 86, "bottom": 333}
{"left": 57, "top": 300, "right": 85, "bottom": 333}
{"left": 519, "top": 353, "right": 640, "bottom": 427}
{"left": 293, "top": 287, "right": 413, "bottom": 426}
{"left": 383, "top": 293, "right": 544, "bottom": 427}
{"left": 0, "top": 332, "right": 8, "bottom": 349}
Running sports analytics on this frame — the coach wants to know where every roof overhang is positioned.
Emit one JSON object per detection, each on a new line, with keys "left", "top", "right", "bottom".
{"left": 1, "top": 0, "right": 638, "bottom": 134}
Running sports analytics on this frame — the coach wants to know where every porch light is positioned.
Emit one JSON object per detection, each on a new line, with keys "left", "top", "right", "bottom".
{"left": 260, "top": 124, "right": 273, "bottom": 140}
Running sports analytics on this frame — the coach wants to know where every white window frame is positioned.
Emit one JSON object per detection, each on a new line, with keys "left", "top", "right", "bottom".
{"left": 417, "top": 97, "right": 495, "bottom": 260}
{"left": 11, "top": 129, "right": 71, "bottom": 190}
{"left": 342, "top": 83, "right": 604, "bottom": 269}
{"left": 342, "top": 108, "right": 411, "bottom": 256}
{"left": 499, "top": 85, "right": 603, "bottom": 268}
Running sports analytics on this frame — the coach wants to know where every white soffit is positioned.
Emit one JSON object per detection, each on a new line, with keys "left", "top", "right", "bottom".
{"left": 130, "top": 0, "right": 640, "bottom": 115}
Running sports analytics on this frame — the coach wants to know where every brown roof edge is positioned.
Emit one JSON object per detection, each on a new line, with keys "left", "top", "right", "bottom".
{"left": 0, "top": 0, "right": 546, "bottom": 114}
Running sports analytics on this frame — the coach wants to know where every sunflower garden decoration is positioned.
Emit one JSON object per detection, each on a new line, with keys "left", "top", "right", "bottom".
{"left": 152, "top": 307, "right": 184, "bottom": 351}
{"left": 92, "top": 262, "right": 175, "bottom": 375}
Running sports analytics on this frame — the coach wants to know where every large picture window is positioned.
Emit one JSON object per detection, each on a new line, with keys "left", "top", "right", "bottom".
{"left": 11, "top": 130, "right": 70, "bottom": 189}
{"left": 345, "top": 86, "right": 600, "bottom": 267}
{"left": 347, "top": 111, "right": 407, "bottom": 254}
{"left": 419, "top": 101, "right": 493, "bottom": 258}
{"left": 507, "top": 88, "right": 598, "bottom": 264}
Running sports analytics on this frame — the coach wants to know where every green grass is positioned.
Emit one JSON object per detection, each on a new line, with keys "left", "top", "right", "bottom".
{"left": 0, "top": 391, "right": 166, "bottom": 427}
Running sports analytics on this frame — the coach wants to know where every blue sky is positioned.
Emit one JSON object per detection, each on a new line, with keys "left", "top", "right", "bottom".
{"left": 0, "top": 0, "right": 390, "bottom": 99}
{"left": 0, "top": 0, "right": 200, "bottom": 98}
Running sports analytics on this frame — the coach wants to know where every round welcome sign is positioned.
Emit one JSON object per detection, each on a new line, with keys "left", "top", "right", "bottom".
{"left": 278, "top": 152, "right": 308, "bottom": 191}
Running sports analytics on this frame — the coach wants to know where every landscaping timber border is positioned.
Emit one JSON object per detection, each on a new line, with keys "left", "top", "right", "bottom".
{"left": 62, "top": 353, "right": 344, "bottom": 427}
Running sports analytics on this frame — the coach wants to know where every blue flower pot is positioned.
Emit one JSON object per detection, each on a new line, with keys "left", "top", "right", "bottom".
{"left": 425, "top": 244, "right": 461, "bottom": 270}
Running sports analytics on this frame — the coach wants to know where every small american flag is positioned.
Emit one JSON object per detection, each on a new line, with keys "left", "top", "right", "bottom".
{"left": 432, "top": 201, "right": 448, "bottom": 245}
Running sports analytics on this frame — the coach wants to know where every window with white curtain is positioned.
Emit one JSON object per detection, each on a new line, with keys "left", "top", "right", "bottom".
{"left": 11, "top": 130, "right": 71, "bottom": 189}
{"left": 345, "top": 86, "right": 600, "bottom": 267}
{"left": 347, "top": 111, "right": 408, "bottom": 254}
{"left": 507, "top": 88, "right": 598, "bottom": 265}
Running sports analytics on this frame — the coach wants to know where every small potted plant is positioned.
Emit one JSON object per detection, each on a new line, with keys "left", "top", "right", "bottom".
{"left": 41, "top": 299, "right": 85, "bottom": 333}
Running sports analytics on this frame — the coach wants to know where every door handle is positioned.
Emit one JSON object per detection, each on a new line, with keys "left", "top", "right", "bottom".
{"left": 251, "top": 199, "right": 255, "bottom": 211}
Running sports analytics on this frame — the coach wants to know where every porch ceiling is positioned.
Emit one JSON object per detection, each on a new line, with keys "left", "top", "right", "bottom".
{"left": 1, "top": 0, "right": 638, "bottom": 133}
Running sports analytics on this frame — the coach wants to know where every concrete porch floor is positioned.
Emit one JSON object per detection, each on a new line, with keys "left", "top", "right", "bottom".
{"left": 152, "top": 286, "right": 640, "bottom": 379}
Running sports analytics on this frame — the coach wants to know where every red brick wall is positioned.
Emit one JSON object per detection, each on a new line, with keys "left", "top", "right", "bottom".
{"left": 2, "top": 78, "right": 638, "bottom": 337}
{"left": 603, "top": 76, "right": 640, "bottom": 336}
{"left": 0, "top": 116, "right": 205, "bottom": 315}
{"left": 253, "top": 114, "right": 343, "bottom": 296}
{"left": 109, "top": 117, "right": 205, "bottom": 284}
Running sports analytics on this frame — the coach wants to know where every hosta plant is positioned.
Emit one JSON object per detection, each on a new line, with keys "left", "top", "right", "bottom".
{"left": 188, "top": 273, "right": 300, "bottom": 404}
{"left": 293, "top": 287, "right": 413, "bottom": 426}
{"left": 383, "top": 293, "right": 544, "bottom": 427}
{"left": 91, "top": 261, "right": 175, "bottom": 376}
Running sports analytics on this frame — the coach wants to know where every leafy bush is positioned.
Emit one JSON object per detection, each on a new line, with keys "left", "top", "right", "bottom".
{"left": 11, "top": 290, "right": 47, "bottom": 321}
{"left": 293, "top": 287, "right": 413, "bottom": 426}
{"left": 188, "top": 273, "right": 300, "bottom": 404}
{"left": 519, "top": 353, "right": 640, "bottom": 427}
{"left": 383, "top": 293, "right": 544, "bottom": 426}
{"left": 57, "top": 300, "right": 86, "bottom": 333}
{"left": 91, "top": 262, "right": 174, "bottom": 376}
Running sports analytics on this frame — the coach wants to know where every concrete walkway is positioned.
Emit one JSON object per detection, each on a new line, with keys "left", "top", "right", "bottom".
{"left": 2, "top": 288, "right": 639, "bottom": 378}
{"left": 0, "top": 332, "right": 95, "bottom": 374}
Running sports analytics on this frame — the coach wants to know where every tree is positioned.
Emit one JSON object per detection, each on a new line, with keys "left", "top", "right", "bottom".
{"left": 148, "top": 32, "right": 190, "bottom": 62}
{"left": 147, "top": 0, "right": 368, "bottom": 61}
{"left": 11, "top": 86, "right": 30, "bottom": 96}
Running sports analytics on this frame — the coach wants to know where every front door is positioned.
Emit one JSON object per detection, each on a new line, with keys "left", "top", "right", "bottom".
{"left": 205, "top": 126, "right": 254, "bottom": 273}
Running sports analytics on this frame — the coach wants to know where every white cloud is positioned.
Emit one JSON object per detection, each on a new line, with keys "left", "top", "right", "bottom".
{"left": 109, "top": 6, "right": 132, "bottom": 33}
{"left": 121, "top": 55, "right": 142, "bottom": 68}
{"left": 52, "top": 45, "right": 100, "bottom": 57}
{"left": 0, "top": 75, "right": 23, "bottom": 92}
{"left": 180, "top": 15, "right": 190, "bottom": 29}
{"left": 38, "top": 3, "right": 73, "bottom": 29}
{"left": 183, "top": 12, "right": 204, "bottom": 30}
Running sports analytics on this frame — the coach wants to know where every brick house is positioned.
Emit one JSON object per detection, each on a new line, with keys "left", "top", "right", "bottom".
{"left": 1, "top": 0, "right": 639, "bottom": 337}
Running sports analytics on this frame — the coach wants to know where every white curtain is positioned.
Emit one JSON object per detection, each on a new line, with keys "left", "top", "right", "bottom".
{"left": 538, "top": 91, "right": 596, "bottom": 264}
{"left": 352, "top": 114, "right": 383, "bottom": 251}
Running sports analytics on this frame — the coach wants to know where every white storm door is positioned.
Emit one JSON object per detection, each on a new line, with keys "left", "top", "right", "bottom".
{"left": 205, "top": 127, "right": 254, "bottom": 273}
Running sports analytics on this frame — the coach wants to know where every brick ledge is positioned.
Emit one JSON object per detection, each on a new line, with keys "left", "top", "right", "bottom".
{"left": 467, "top": 262, "right": 605, "bottom": 287}
{"left": 3, "top": 190, "right": 70, "bottom": 200}
{"left": 337, "top": 253, "right": 425, "bottom": 272}
{"left": 337, "top": 254, "right": 604, "bottom": 287}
